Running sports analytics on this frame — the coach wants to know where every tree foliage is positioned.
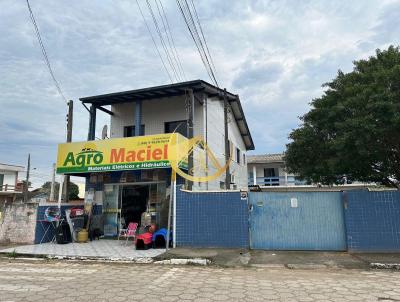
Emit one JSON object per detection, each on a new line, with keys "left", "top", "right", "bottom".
{"left": 39, "top": 181, "right": 80, "bottom": 200}
{"left": 285, "top": 46, "right": 400, "bottom": 187}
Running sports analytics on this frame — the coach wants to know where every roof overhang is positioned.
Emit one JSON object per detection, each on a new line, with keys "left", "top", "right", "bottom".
{"left": 80, "top": 80, "right": 255, "bottom": 150}
{"left": 0, "top": 164, "right": 24, "bottom": 172}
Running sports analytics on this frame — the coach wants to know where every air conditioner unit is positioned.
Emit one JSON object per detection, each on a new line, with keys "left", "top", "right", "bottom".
{"left": 230, "top": 174, "right": 236, "bottom": 184}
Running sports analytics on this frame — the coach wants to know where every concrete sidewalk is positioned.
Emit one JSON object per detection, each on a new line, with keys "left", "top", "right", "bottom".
{"left": 0, "top": 240, "right": 165, "bottom": 262}
{"left": 158, "top": 248, "right": 400, "bottom": 269}
{"left": 2, "top": 242, "right": 400, "bottom": 269}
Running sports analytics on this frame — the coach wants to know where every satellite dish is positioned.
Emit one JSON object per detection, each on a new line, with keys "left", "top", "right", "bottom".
{"left": 101, "top": 125, "right": 108, "bottom": 139}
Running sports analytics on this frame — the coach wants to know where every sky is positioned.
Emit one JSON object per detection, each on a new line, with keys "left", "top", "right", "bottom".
{"left": 1, "top": 0, "right": 399, "bottom": 187}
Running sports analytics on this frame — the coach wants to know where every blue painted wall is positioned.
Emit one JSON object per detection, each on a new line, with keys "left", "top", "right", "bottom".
{"left": 249, "top": 191, "right": 347, "bottom": 250}
{"left": 175, "top": 189, "right": 249, "bottom": 248}
{"left": 34, "top": 204, "right": 102, "bottom": 244}
{"left": 344, "top": 190, "right": 400, "bottom": 252}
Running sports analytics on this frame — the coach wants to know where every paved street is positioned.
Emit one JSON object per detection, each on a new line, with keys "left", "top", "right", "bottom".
{"left": 0, "top": 260, "right": 400, "bottom": 302}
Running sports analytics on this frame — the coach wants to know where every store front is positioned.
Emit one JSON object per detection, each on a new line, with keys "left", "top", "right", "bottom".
{"left": 56, "top": 133, "right": 186, "bottom": 245}
{"left": 101, "top": 177, "right": 169, "bottom": 237}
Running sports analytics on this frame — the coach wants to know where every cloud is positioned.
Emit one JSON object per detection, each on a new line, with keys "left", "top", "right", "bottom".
{"left": 0, "top": 0, "right": 399, "bottom": 186}
{"left": 233, "top": 62, "right": 284, "bottom": 88}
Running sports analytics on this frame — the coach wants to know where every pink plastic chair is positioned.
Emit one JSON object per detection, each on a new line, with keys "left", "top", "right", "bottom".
{"left": 118, "top": 222, "right": 138, "bottom": 245}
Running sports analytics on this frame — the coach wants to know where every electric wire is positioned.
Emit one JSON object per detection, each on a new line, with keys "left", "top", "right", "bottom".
{"left": 182, "top": 0, "right": 218, "bottom": 86}
{"left": 156, "top": 0, "right": 187, "bottom": 81}
{"left": 136, "top": 0, "right": 174, "bottom": 83}
{"left": 180, "top": 0, "right": 213, "bottom": 83}
{"left": 176, "top": 0, "right": 219, "bottom": 87}
{"left": 146, "top": 0, "right": 181, "bottom": 82}
{"left": 154, "top": 0, "right": 184, "bottom": 80}
{"left": 179, "top": 0, "right": 217, "bottom": 85}
{"left": 26, "top": 0, "right": 69, "bottom": 139}
{"left": 189, "top": 0, "right": 218, "bottom": 81}
{"left": 176, "top": 0, "right": 214, "bottom": 84}
{"left": 26, "top": 0, "right": 68, "bottom": 104}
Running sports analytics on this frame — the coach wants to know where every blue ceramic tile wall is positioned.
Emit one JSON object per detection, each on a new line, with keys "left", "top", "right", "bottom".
{"left": 35, "top": 205, "right": 85, "bottom": 244}
{"left": 175, "top": 188, "right": 249, "bottom": 248}
{"left": 344, "top": 190, "right": 400, "bottom": 252}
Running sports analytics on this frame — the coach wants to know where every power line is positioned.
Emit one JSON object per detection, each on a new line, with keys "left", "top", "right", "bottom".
{"left": 176, "top": 0, "right": 213, "bottom": 83}
{"left": 26, "top": 0, "right": 68, "bottom": 104}
{"left": 146, "top": 0, "right": 181, "bottom": 82}
{"left": 179, "top": 0, "right": 218, "bottom": 86}
{"left": 189, "top": 0, "right": 218, "bottom": 80}
{"left": 176, "top": 0, "right": 219, "bottom": 87}
{"left": 182, "top": 0, "right": 218, "bottom": 86}
{"left": 136, "top": 0, "right": 174, "bottom": 83}
{"left": 156, "top": 0, "right": 187, "bottom": 81}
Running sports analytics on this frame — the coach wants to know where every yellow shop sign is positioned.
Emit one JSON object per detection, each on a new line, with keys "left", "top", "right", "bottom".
{"left": 56, "top": 133, "right": 186, "bottom": 174}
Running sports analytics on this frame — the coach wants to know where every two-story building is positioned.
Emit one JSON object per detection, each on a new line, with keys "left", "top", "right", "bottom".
{"left": 247, "top": 153, "right": 303, "bottom": 187}
{"left": 57, "top": 80, "right": 254, "bottom": 237}
{"left": 0, "top": 163, "right": 24, "bottom": 203}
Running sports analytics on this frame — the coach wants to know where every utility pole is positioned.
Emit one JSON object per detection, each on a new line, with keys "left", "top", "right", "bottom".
{"left": 24, "top": 154, "right": 30, "bottom": 202}
{"left": 187, "top": 89, "right": 194, "bottom": 190}
{"left": 223, "top": 89, "right": 231, "bottom": 190}
{"left": 49, "top": 163, "right": 56, "bottom": 201}
{"left": 64, "top": 100, "right": 73, "bottom": 202}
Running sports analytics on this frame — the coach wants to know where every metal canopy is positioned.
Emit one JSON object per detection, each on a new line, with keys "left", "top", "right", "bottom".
{"left": 80, "top": 79, "right": 254, "bottom": 150}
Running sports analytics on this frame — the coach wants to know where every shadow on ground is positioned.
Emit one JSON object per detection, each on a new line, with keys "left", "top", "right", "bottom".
{"left": 158, "top": 248, "right": 400, "bottom": 269}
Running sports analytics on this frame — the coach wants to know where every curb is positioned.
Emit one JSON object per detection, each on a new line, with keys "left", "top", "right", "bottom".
{"left": 370, "top": 263, "right": 400, "bottom": 270}
{"left": 286, "top": 263, "right": 328, "bottom": 270}
{"left": 154, "top": 258, "right": 210, "bottom": 266}
{"left": 0, "top": 252, "right": 209, "bottom": 266}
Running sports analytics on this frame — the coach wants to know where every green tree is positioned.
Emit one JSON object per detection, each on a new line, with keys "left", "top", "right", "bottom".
{"left": 38, "top": 181, "right": 80, "bottom": 200}
{"left": 285, "top": 46, "right": 400, "bottom": 188}
{"left": 68, "top": 182, "right": 79, "bottom": 200}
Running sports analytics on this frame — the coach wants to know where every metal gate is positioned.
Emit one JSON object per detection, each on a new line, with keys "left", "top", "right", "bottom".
{"left": 249, "top": 191, "right": 346, "bottom": 250}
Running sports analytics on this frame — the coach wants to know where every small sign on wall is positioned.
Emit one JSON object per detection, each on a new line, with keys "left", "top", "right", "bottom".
{"left": 291, "top": 197, "right": 298, "bottom": 208}
{"left": 240, "top": 191, "right": 248, "bottom": 200}
{"left": 85, "top": 188, "right": 95, "bottom": 204}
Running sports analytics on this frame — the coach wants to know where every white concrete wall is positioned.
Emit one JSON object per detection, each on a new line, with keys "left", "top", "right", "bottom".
{"left": 109, "top": 95, "right": 248, "bottom": 190}
{"left": 0, "top": 202, "right": 38, "bottom": 244}
{"left": 202, "top": 97, "right": 247, "bottom": 190}
{"left": 110, "top": 96, "right": 203, "bottom": 138}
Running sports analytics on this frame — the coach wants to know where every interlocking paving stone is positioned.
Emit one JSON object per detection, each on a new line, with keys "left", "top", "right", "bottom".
{"left": 0, "top": 240, "right": 165, "bottom": 260}
{"left": 0, "top": 259, "right": 400, "bottom": 301}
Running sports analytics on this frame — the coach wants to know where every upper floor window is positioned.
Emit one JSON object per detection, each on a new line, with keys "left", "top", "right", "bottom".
{"left": 243, "top": 153, "right": 246, "bottom": 165}
{"left": 124, "top": 125, "right": 145, "bottom": 137}
{"left": 165, "top": 120, "right": 187, "bottom": 137}
{"left": 236, "top": 147, "right": 241, "bottom": 164}
{"left": 0, "top": 174, "right": 4, "bottom": 191}
{"left": 264, "top": 168, "right": 276, "bottom": 177}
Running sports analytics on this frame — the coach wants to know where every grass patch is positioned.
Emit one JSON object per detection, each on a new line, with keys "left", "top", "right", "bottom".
{"left": 6, "top": 249, "right": 17, "bottom": 258}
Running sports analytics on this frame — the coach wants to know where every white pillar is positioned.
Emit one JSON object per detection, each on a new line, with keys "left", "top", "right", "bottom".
{"left": 253, "top": 165, "right": 257, "bottom": 185}
{"left": 58, "top": 174, "right": 65, "bottom": 209}
{"left": 172, "top": 179, "right": 177, "bottom": 248}
{"left": 284, "top": 171, "right": 288, "bottom": 186}
{"left": 50, "top": 163, "right": 56, "bottom": 201}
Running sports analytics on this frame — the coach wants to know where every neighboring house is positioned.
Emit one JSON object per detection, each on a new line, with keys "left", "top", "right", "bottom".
{"left": 29, "top": 191, "right": 48, "bottom": 204}
{"left": 0, "top": 163, "right": 24, "bottom": 203}
{"left": 247, "top": 153, "right": 303, "bottom": 186}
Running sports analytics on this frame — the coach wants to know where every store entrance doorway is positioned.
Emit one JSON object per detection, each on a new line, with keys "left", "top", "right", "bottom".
{"left": 120, "top": 185, "right": 148, "bottom": 228}
{"left": 103, "top": 182, "right": 167, "bottom": 237}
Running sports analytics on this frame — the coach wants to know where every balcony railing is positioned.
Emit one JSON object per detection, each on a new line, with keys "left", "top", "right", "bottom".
{"left": 248, "top": 176, "right": 305, "bottom": 186}
{"left": 0, "top": 184, "right": 22, "bottom": 193}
